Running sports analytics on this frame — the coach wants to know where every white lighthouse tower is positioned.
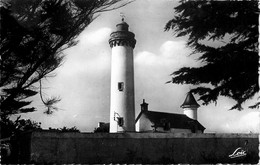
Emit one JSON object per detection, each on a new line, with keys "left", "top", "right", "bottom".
{"left": 109, "top": 19, "right": 136, "bottom": 133}
{"left": 181, "top": 91, "right": 200, "bottom": 120}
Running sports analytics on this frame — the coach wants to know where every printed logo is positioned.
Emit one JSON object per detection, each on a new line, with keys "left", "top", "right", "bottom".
{"left": 229, "top": 147, "right": 247, "bottom": 159}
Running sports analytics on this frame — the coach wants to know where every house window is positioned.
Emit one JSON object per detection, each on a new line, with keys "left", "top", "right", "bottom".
{"left": 164, "top": 122, "right": 171, "bottom": 131}
{"left": 160, "top": 118, "right": 170, "bottom": 131}
{"left": 118, "top": 82, "right": 124, "bottom": 91}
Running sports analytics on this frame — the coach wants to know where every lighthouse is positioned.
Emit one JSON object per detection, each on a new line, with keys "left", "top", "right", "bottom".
{"left": 109, "top": 19, "right": 136, "bottom": 133}
{"left": 181, "top": 91, "right": 200, "bottom": 120}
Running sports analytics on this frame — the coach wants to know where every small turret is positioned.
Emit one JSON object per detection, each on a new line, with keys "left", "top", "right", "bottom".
{"left": 181, "top": 92, "right": 200, "bottom": 120}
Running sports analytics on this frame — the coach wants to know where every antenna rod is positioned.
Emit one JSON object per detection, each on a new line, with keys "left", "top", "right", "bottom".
{"left": 120, "top": 12, "right": 125, "bottom": 22}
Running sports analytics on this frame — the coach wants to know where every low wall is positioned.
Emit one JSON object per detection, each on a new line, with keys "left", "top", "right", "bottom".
{"left": 17, "top": 131, "right": 259, "bottom": 164}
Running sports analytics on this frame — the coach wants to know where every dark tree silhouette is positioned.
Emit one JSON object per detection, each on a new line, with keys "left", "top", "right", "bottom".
{"left": 165, "top": 0, "right": 259, "bottom": 110}
{"left": 48, "top": 126, "right": 80, "bottom": 132}
{"left": 94, "top": 123, "right": 109, "bottom": 133}
{"left": 1, "top": 116, "right": 42, "bottom": 139}
{"left": 0, "top": 116, "right": 42, "bottom": 163}
{"left": 0, "top": 0, "right": 130, "bottom": 118}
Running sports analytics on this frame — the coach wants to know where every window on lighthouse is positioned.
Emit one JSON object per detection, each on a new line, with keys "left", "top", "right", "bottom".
{"left": 118, "top": 82, "right": 124, "bottom": 91}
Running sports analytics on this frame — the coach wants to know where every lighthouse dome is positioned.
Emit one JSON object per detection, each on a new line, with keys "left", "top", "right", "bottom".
{"left": 116, "top": 20, "right": 129, "bottom": 31}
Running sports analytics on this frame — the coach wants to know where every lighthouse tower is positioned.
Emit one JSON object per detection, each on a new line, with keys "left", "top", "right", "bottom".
{"left": 109, "top": 19, "right": 136, "bottom": 133}
{"left": 181, "top": 92, "right": 200, "bottom": 120}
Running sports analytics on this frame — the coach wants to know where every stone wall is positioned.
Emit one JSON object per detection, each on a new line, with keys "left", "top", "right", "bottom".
{"left": 16, "top": 131, "right": 259, "bottom": 164}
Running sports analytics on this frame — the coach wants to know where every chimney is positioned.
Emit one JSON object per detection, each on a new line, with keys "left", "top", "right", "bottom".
{"left": 140, "top": 99, "right": 148, "bottom": 111}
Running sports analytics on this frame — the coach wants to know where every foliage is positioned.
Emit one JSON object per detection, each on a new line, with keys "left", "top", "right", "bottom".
{"left": 48, "top": 126, "right": 80, "bottom": 132}
{"left": 0, "top": 0, "right": 129, "bottom": 117}
{"left": 0, "top": 117, "right": 79, "bottom": 163}
{"left": 94, "top": 123, "right": 109, "bottom": 133}
{"left": 0, "top": 116, "right": 41, "bottom": 163}
{"left": 0, "top": 116, "right": 42, "bottom": 139}
{"left": 165, "top": 0, "right": 259, "bottom": 110}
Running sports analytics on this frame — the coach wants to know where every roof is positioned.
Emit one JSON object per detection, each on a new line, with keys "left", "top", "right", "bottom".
{"left": 116, "top": 20, "right": 129, "bottom": 31}
{"left": 181, "top": 92, "right": 200, "bottom": 108}
{"left": 136, "top": 110, "right": 205, "bottom": 131}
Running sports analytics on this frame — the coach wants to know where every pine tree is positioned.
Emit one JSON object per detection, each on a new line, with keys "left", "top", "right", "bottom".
{"left": 165, "top": 0, "right": 259, "bottom": 110}
{"left": 0, "top": 0, "right": 129, "bottom": 117}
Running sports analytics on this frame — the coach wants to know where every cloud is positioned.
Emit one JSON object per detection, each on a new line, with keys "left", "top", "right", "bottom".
{"left": 214, "top": 111, "right": 260, "bottom": 133}
{"left": 59, "top": 51, "right": 110, "bottom": 76}
{"left": 237, "top": 111, "right": 260, "bottom": 133}
{"left": 58, "top": 27, "right": 112, "bottom": 76}
{"left": 133, "top": 41, "right": 196, "bottom": 114}
{"left": 160, "top": 40, "right": 189, "bottom": 58}
{"left": 135, "top": 51, "right": 167, "bottom": 66}
{"left": 160, "top": 41, "right": 199, "bottom": 67}
{"left": 135, "top": 40, "right": 198, "bottom": 70}
{"left": 78, "top": 27, "right": 112, "bottom": 46}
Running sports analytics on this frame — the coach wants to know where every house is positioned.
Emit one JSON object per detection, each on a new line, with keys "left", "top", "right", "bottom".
{"left": 135, "top": 92, "right": 205, "bottom": 133}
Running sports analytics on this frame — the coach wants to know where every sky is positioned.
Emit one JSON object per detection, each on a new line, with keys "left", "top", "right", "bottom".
{"left": 19, "top": 0, "right": 259, "bottom": 133}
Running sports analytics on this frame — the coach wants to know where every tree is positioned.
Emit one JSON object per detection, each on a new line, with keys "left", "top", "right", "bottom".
{"left": 94, "top": 123, "right": 109, "bottom": 133}
{"left": 0, "top": 116, "right": 42, "bottom": 163}
{"left": 165, "top": 0, "right": 259, "bottom": 110}
{"left": 0, "top": 116, "right": 42, "bottom": 138}
{"left": 0, "top": 0, "right": 130, "bottom": 118}
{"left": 48, "top": 126, "right": 80, "bottom": 132}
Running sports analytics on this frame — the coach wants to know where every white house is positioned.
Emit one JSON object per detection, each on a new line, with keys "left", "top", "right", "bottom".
{"left": 135, "top": 92, "right": 205, "bottom": 133}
